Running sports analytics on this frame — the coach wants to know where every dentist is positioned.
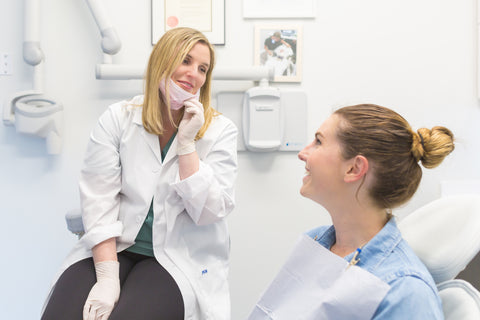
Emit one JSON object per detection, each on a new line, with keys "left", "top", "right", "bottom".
{"left": 42, "top": 27, "right": 238, "bottom": 320}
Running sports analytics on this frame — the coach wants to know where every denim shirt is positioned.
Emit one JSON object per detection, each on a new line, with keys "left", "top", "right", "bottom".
{"left": 306, "top": 218, "right": 444, "bottom": 320}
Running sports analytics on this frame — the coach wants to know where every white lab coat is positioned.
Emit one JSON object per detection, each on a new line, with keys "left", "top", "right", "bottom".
{"left": 46, "top": 95, "right": 238, "bottom": 320}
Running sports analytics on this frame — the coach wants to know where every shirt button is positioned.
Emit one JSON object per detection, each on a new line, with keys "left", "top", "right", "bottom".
{"left": 136, "top": 216, "right": 143, "bottom": 223}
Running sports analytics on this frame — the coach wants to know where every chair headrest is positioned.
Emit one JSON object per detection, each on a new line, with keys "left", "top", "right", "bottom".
{"left": 398, "top": 195, "right": 480, "bottom": 284}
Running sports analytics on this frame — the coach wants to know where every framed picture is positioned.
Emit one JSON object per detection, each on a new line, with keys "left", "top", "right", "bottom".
{"left": 151, "top": 0, "right": 225, "bottom": 45}
{"left": 243, "top": 0, "right": 316, "bottom": 18}
{"left": 254, "top": 24, "right": 303, "bottom": 82}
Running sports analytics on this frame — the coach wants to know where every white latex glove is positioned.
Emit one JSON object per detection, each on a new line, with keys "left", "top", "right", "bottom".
{"left": 177, "top": 99, "right": 205, "bottom": 155}
{"left": 83, "top": 260, "right": 120, "bottom": 320}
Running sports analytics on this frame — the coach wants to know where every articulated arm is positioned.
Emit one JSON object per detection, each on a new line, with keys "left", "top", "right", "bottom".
{"left": 85, "top": 0, "right": 122, "bottom": 55}
{"left": 24, "top": 0, "right": 43, "bottom": 65}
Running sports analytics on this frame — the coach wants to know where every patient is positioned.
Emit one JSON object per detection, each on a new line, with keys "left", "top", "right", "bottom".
{"left": 249, "top": 104, "right": 453, "bottom": 319}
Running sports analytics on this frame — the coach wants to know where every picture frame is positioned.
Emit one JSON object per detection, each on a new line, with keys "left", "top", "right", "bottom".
{"left": 243, "top": 0, "right": 316, "bottom": 19}
{"left": 151, "top": 0, "right": 225, "bottom": 45}
{"left": 254, "top": 24, "right": 303, "bottom": 82}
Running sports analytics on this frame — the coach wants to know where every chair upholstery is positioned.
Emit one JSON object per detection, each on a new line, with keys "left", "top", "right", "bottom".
{"left": 438, "top": 280, "right": 480, "bottom": 320}
{"left": 398, "top": 195, "right": 480, "bottom": 320}
{"left": 65, "top": 209, "right": 84, "bottom": 237}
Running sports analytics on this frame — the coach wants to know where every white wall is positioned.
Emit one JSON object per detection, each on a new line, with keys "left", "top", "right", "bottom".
{"left": 1, "top": 0, "right": 479, "bottom": 319}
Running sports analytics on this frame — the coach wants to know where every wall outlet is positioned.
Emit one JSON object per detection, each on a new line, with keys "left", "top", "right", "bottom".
{"left": 0, "top": 53, "right": 12, "bottom": 75}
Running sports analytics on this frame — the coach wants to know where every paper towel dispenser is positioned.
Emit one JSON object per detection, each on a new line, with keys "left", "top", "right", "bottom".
{"left": 242, "top": 85, "right": 283, "bottom": 152}
{"left": 217, "top": 89, "right": 307, "bottom": 152}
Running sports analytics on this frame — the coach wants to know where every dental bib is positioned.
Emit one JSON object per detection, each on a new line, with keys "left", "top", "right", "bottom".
{"left": 248, "top": 235, "right": 390, "bottom": 320}
{"left": 159, "top": 78, "right": 200, "bottom": 110}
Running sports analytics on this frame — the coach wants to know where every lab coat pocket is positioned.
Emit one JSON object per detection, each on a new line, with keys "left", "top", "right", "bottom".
{"left": 197, "top": 261, "right": 229, "bottom": 294}
{"left": 195, "top": 261, "right": 230, "bottom": 319}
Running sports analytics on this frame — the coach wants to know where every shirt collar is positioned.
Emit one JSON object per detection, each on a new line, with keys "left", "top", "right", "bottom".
{"left": 355, "top": 218, "right": 402, "bottom": 272}
{"left": 130, "top": 95, "right": 144, "bottom": 126}
{"left": 133, "top": 106, "right": 143, "bottom": 125}
{"left": 314, "top": 218, "right": 402, "bottom": 272}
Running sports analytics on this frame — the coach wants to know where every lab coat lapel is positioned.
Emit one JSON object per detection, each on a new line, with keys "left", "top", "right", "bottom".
{"left": 162, "top": 136, "right": 178, "bottom": 165}
{"left": 133, "top": 110, "right": 162, "bottom": 165}
{"left": 140, "top": 130, "right": 162, "bottom": 164}
{"left": 133, "top": 107, "right": 179, "bottom": 165}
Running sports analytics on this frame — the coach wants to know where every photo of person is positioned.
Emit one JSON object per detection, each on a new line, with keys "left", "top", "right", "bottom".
{"left": 255, "top": 25, "right": 302, "bottom": 82}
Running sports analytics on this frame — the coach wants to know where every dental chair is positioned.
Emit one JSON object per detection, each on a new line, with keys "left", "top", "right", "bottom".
{"left": 398, "top": 194, "right": 480, "bottom": 320}
{"left": 65, "top": 195, "right": 480, "bottom": 318}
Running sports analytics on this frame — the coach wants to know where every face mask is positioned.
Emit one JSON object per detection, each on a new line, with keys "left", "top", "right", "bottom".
{"left": 159, "top": 78, "right": 200, "bottom": 110}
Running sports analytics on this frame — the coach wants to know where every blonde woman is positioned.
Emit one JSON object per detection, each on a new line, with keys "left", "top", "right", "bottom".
{"left": 42, "top": 27, "right": 237, "bottom": 320}
{"left": 250, "top": 104, "right": 453, "bottom": 319}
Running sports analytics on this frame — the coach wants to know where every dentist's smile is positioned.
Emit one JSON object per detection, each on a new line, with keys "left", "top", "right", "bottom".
{"left": 177, "top": 80, "right": 194, "bottom": 91}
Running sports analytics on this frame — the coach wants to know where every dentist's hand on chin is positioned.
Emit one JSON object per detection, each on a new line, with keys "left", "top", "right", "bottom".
{"left": 177, "top": 99, "right": 205, "bottom": 156}
{"left": 83, "top": 261, "right": 120, "bottom": 320}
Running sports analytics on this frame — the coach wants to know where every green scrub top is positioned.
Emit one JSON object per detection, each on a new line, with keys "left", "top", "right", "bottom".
{"left": 125, "top": 132, "right": 176, "bottom": 257}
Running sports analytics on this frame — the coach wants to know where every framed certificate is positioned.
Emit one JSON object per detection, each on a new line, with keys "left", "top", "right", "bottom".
{"left": 152, "top": 0, "right": 225, "bottom": 45}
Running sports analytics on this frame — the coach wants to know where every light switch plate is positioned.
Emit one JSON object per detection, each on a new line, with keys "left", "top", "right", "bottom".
{"left": 0, "top": 53, "right": 12, "bottom": 75}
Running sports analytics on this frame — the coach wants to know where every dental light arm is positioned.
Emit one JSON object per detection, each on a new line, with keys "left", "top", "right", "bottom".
{"left": 85, "top": 0, "right": 121, "bottom": 55}
{"left": 24, "top": 0, "right": 43, "bottom": 66}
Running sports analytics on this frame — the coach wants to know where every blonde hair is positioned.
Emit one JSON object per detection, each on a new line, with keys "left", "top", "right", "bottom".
{"left": 142, "top": 27, "right": 218, "bottom": 139}
{"left": 334, "top": 104, "right": 455, "bottom": 209}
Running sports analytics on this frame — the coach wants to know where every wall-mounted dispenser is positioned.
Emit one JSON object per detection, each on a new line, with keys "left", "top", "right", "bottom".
{"left": 217, "top": 87, "right": 308, "bottom": 152}
{"left": 242, "top": 81, "right": 282, "bottom": 151}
